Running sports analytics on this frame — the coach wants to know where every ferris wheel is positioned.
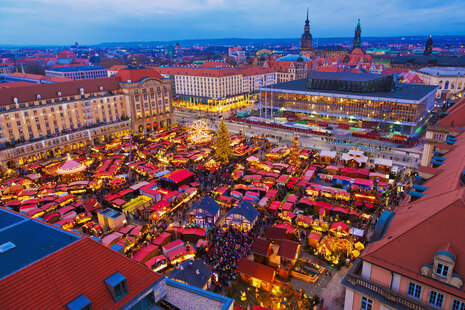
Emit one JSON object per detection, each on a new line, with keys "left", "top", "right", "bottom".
{"left": 189, "top": 120, "right": 211, "bottom": 143}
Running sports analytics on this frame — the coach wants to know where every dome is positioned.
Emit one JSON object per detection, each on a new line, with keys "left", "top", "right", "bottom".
{"left": 57, "top": 50, "right": 77, "bottom": 58}
{"left": 277, "top": 54, "right": 310, "bottom": 62}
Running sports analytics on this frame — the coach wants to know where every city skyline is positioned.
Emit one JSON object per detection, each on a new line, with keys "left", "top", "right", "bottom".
{"left": 1, "top": 0, "right": 465, "bottom": 45}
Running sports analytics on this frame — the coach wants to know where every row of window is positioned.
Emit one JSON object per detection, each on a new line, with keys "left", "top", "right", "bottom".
{"left": 406, "top": 280, "right": 463, "bottom": 310}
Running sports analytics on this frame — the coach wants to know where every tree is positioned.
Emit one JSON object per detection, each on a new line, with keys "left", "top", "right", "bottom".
{"left": 215, "top": 119, "right": 232, "bottom": 163}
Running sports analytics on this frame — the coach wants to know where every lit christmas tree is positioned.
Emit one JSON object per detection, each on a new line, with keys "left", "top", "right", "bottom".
{"left": 289, "top": 133, "right": 301, "bottom": 165}
{"left": 215, "top": 119, "right": 233, "bottom": 163}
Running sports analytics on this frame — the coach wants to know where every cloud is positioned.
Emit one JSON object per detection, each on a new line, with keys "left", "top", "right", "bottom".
{"left": 0, "top": 0, "right": 463, "bottom": 45}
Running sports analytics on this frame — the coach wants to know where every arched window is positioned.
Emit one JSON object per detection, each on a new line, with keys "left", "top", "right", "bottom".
{"left": 439, "top": 80, "right": 443, "bottom": 89}
{"left": 451, "top": 83, "right": 455, "bottom": 89}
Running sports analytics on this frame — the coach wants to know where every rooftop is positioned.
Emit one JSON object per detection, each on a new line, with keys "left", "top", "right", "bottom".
{"left": 417, "top": 67, "right": 465, "bottom": 76}
{"left": 392, "top": 55, "right": 465, "bottom": 66}
{"left": 0, "top": 208, "right": 80, "bottom": 279}
{"left": 0, "top": 77, "right": 120, "bottom": 106}
{"left": 0, "top": 210, "right": 163, "bottom": 309}
{"left": 164, "top": 278, "right": 234, "bottom": 310}
{"left": 263, "top": 78, "right": 438, "bottom": 102}
{"left": 49, "top": 66, "right": 106, "bottom": 72}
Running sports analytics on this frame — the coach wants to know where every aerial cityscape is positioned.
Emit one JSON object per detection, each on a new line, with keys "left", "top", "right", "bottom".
{"left": 0, "top": 1, "right": 465, "bottom": 310}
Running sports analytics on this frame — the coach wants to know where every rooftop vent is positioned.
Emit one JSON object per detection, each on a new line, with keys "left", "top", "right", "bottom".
{"left": 0, "top": 242, "right": 16, "bottom": 254}
{"left": 37, "top": 94, "right": 41, "bottom": 99}
{"left": 99, "top": 86, "right": 103, "bottom": 91}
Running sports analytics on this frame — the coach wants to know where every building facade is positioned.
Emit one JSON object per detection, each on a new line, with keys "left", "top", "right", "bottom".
{"left": 0, "top": 67, "right": 173, "bottom": 168}
{"left": 46, "top": 66, "right": 108, "bottom": 80}
{"left": 343, "top": 99, "right": 465, "bottom": 310}
{"left": 117, "top": 68, "right": 173, "bottom": 134}
{"left": 259, "top": 72, "right": 437, "bottom": 135}
{"left": 264, "top": 60, "right": 308, "bottom": 83}
{"left": 415, "top": 67, "right": 465, "bottom": 99}
{"left": 155, "top": 66, "right": 276, "bottom": 112}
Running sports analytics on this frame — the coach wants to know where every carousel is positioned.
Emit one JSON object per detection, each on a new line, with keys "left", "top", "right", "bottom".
{"left": 56, "top": 154, "right": 87, "bottom": 181}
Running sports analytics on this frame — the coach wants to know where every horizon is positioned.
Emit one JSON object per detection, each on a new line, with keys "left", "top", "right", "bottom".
{"left": 1, "top": 0, "right": 465, "bottom": 46}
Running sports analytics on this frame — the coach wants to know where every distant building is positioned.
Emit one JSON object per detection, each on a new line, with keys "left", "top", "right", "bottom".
{"left": 264, "top": 58, "right": 308, "bottom": 83}
{"left": 155, "top": 65, "right": 276, "bottom": 112}
{"left": 0, "top": 65, "right": 12, "bottom": 75}
{"left": 300, "top": 8, "right": 314, "bottom": 58}
{"left": 259, "top": 71, "right": 438, "bottom": 135}
{"left": 391, "top": 38, "right": 465, "bottom": 69}
{"left": 415, "top": 67, "right": 465, "bottom": 99}
{"left": 45, "top": 65, "right": 108, "bottom": 80}
{"left": 228, "top": 47, "right": 246, "bottom": 64}
{"left": 56, "top": 50, "right": 77, "bottom": 65}
{"left": 352, "top": 18, "right": 362, "bottom": 52}
{"left": 424, "top": 36, "right": 434, "bottom": 56}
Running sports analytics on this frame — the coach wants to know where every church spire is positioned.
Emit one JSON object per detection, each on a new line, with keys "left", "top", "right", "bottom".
{"left": 353, "top": 18, "right": 362, "bottom": 50}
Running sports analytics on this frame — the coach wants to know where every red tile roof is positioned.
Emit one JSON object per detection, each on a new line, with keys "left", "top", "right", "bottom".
{"left": 361, "top": 128, "right": 465, "bottom": 299}
{"left": 155, "top": 66, "right": 241, "bottom": 78}
{"left": 277, "top": 240, "right": 300, "bottom": 260}
{"left": 115, "top": 68, "right": 164, "bottom": 82}
{"left": 436, "top": 97, "right": 465, "bottom": 128}
{"left": 237, "top": 258, "right": 275, "bottom": 284}
{"left": 250, "top": 238, "right": 272, "bottom": 256}
{"left": 0, "top": 77, "right": 120, "bottom": 106}
{"left": 0, "top": 237, "right": 162, "bottom": 309}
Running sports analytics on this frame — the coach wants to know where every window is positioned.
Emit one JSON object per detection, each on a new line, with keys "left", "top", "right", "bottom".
{"left": 429, "top": 290, "right": 444, "bottom": 308}
{"left": 452, "top": 300, "right": 465, "bottom": 310}
{"left": 436, "top": 263, "right": 449, "bottom": 277}
{"left": 407, "top": 282, "right": 422, "bottom": 299}
{"left": 360, "top": 296, "right": 373, "bottom": 310}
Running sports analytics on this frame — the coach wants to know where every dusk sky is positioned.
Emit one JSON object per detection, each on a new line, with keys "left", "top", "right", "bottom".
{"left": 1, "top": 0, "right": 465, "bottom": 45}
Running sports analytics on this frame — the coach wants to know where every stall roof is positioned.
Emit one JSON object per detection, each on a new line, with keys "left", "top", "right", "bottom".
{"left": 374, "top": 158, "right": 393, "bottom": 167}
{"left": 130, "top": 181, "right": 150, "bottom": 191}
{"left": 166, "top": 245, "right": 196, "bottom": 261}
{"left": 101, "top": 232, "right": 123, "bottom": 246}
{"left": 118, "top": 224, "right": 136, "bottom": 235}
{"left": 277, "top": 240, "right": 300, "bottom": 260}
{"left": 163, "top": 169, "right": 194, "bottom": 183}
{"left": 145, "top": 255, "right": 167, "bottom": 269}
{"left": 129, "top": 225, "right": 142, "bottom": 236}
{"left": 170, "top": 260, "right": 213, "bottom": 289}
{"left": 190, "top": 197, "right": 221, "bottom": 217}
{"left": 320, "top": 150, "right": 337, "bottom": 158}
{"left": 237, "top": 258, "right": 275, "bottom": 284}
{"left": 132, "top": 243, "right": 158, "bottom": 263}
{"left": 250, "top": 238, "right": 272, "bottom": 256}
{"left": 163, "top": 239, "right": 184, "bottom": 252}
{"left": 152, "top": 232, "right": 171, "bottom": 246}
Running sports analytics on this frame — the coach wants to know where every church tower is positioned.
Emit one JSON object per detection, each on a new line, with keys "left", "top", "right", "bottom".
{"left": 300, "top": 7, "right": 313, "bottom": 58}
{"left": 424, "top": 36, "right": 433, "bottom": 56}
{"left": 352, "top": 18, "right": 362, "bottom": 51}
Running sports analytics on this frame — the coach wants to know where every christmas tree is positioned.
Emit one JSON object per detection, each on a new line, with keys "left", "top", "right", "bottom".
{"left": 215, "top": 119, "right": 233, "bottom": 163}
{"left": 289, "top": 133, "right": 300, "bottom": 165}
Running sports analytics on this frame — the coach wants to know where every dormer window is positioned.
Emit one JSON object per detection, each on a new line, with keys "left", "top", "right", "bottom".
{"left": 104, "top": 272, "right": 128, "bottom": 302}
{"left": 67, "top": 295, "right": 92, "bottom": 310}
{"left": 436, "top": 263, "right": 449, "bottom": 277}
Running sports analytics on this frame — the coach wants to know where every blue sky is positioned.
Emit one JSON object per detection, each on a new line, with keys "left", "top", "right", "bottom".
{"left": 0, "top": 0, "right": 464, "bottom": 45}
